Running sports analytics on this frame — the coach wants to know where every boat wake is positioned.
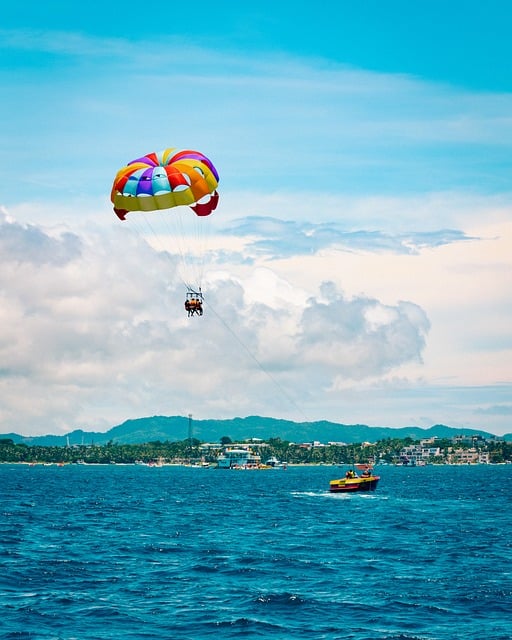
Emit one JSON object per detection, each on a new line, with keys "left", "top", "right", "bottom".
{"left": 290, "top": 490, "right": 326, "bottom": 498}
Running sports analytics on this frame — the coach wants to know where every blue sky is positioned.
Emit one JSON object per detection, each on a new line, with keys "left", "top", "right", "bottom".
{"left": 1, "top": 1, "right": 511, "bottom": 437}
{"left": 3, "top": 1, "right": 512, "bottom": 91}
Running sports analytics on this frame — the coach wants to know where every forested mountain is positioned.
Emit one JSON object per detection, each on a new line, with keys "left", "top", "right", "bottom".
{"left": 3, "top": 415, "right": 509, "bottom": 446}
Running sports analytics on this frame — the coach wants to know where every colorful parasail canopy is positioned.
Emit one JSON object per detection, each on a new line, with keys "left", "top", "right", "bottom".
{"left": 111, "top": 148, "right": 219, "bottom": 220}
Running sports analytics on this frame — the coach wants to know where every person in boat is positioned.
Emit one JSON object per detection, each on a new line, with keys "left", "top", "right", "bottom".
{"left": 361, "top": 468, "right": 372, "bottom": 477}
{"left": 345, "top": 469, "right": 356, "bottom": 479}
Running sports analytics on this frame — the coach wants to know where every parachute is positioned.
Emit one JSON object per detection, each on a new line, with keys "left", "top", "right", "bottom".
{"left": 111, "top": 148, "right": 219, "bottom": 309}
{"left": 111, "top": 148, "right": 219, "bottom": 220}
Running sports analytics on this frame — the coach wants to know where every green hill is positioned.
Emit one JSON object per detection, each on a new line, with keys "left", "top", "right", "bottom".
{"left": 3, "top": 415, "right": 508, "bottom": 446}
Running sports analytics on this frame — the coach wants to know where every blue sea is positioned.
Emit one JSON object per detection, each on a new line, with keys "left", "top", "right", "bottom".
{"left": 1, "top": 464, "right": 511, "bottom": 640}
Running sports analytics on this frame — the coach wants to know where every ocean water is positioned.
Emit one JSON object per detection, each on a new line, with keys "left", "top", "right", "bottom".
{"left": 1, "top": 463, "right": 511, "bottom": 640}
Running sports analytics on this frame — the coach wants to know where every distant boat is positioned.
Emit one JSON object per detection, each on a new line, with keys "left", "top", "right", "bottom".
{"left": 217, "top": 448, "right": 261, "bottom": 469}
{"left": 262, "top": 456, "right": 287, "bottom": 469}
{"left": 329, "top": 468, "right": 380, "bottom": 493}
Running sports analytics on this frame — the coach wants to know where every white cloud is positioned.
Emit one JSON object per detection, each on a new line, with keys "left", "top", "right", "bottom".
{"left": 297, "top": 283, "right": 429, "bottom": 378}
{"left": 0, "top": 211, "right": 435, "bottom": 435}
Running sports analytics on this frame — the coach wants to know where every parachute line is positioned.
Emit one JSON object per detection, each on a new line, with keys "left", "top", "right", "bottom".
{"left": 128, "top": 212, "right": 207, "bottom": 292}
{"left": 202, "top": 297, "right": 311, "bottom": 424}
{"left": 119, "top": 221, "right": 309, "bottom": 422}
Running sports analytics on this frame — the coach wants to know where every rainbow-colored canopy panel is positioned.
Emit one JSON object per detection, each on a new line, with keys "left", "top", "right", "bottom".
{"left": 111, "top": 148, "right": 219, "bottom": 219}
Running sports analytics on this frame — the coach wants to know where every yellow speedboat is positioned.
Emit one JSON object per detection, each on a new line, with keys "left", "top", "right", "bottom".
{"left": 329, "top": 470, "right": 380, "bottom": 493}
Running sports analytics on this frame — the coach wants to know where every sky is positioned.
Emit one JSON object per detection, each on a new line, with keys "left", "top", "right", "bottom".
{"left": 1, "top": 1, "right": 511, "bottom": 437}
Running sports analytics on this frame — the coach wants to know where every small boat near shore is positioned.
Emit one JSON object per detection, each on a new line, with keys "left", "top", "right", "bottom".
{"left": 329, "top": 468, "right": 380, "bottom": 493}
{"left": 261, "top": 456, "right": 287, "bottom": 469}
{"left": 216, "top": 448, "right": 261, "bottom": 469}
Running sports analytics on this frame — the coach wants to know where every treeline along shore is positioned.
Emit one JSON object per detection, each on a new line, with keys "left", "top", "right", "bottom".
{"left": 1, "top": 433, "right": 511, "bottom": 465}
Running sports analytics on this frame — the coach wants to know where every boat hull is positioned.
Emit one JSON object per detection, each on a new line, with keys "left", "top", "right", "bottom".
{"left": 329, "top": 475, "right": 380, "bottom": 493}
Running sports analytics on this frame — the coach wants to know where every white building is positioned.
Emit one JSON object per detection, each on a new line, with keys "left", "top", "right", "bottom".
{"left": 216, "top": 448, "right": 261, "bottom": 469}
